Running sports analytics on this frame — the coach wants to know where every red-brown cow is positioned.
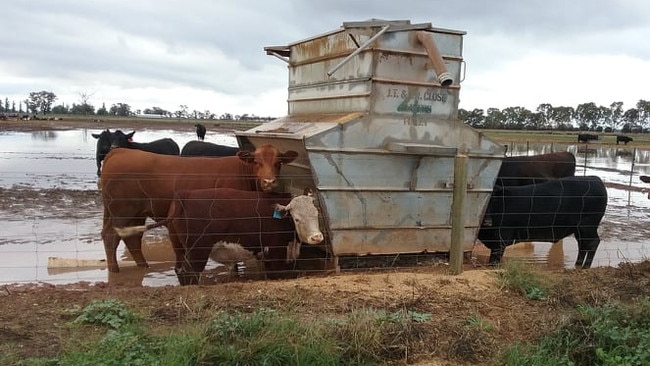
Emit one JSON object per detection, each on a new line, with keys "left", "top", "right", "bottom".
{"left": 100, "top": 144, "right": 298, "bottom": 273}
{"left": 114, "top": 188, "right": 324, "bottom": 285}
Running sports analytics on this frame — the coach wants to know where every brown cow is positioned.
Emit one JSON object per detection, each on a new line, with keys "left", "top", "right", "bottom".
{"left": 100, "top": 144, "right": 298, "bottom": 272}
{"left": 496, "top": 151, "right": 576, "bottom": 186}
{"left": 114, "top": 189, "right": 324, "bottom": 285}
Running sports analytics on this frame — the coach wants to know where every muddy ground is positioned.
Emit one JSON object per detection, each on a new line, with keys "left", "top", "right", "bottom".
{"left": 2, "top": 118, "right": 650, "bottom": 364}
{"left": 2, "top": 261, "right": 650, "bottom": 365}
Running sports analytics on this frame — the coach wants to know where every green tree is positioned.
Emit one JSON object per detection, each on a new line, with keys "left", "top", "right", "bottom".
{"left": 70, "top": 103, "right": 95, "bottom": 115}
{"left": 459, "top": 108, "right": 485, "bottom": 128}
{"left": 597, "top": 105, "right": 611, "bottom": 131}
{"left": 96, "top": 102, "right": 108, "bottom": 115}
{"left": 484, "top": 108, "right": 504, "bottom": 129}
{"left": 552, "top": 106, "right": 574, "bottom": 130}
{"left": 28, "top": 91, "right": 57, "bottom": 114}
{"left": 174, "top": 104, "right": 188, "bottom": 118}
{"left": 501, "top": 106, "right": 534, "bottom": 130}
{"left": 52, "top": 104, "right": 69, "bottom": 114}
{"left": 143, "top": 106, "right": 168, "bottom": 116}
{"left": 575, "top": 102, "right": 600, "bottom": 130}
{"left": 109, "top": 103, "right": 131, "bottom": 116}
{"left": 536, "top": 103, "right": 553, "bottom": 129}
{"left": 622, "top": 108, "right": 639, "bottom": 132}
{"left": 609, "top": 101, "right": 624, "bottom": 131}
{"left": 636, "top": 99, "right": 650, "bottom": 130}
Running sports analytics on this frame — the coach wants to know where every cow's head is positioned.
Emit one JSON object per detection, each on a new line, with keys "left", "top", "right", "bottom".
{"left": 274, "top": 192, "right": 324, "bottom": 250}
{"left": 108, "top": 130, "right": 135, "bottom": 150}
{"left": 92, "top": 129, "right": 135, "bottom": 153}
{"left": 92, "top": 129, "right": 111, "bottom": 154}
{"left": 237, "top": 144, "right": 298, "bottom": 192}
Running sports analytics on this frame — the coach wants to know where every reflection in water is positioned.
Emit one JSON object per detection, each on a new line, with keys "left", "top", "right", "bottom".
{"left": 31, "top": 131, "right": 58, "bottom": 141}
{"left": 503, "top": 141, "right": 650, "bottom": 189}
{"left": 473, "top": 241, "right": 566, "bottom": 269}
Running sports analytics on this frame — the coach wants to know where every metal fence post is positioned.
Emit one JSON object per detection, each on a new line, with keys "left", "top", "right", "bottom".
{"left": 449, "top": 154, "right": 468, "bottom": 275}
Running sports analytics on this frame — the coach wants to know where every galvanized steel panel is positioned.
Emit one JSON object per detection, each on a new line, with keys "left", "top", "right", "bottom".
{"left": 238, "top": 20, "right": 505, "bottom": 258}
{"left": 331, "top": 227, "right": 477, "bottom": 255}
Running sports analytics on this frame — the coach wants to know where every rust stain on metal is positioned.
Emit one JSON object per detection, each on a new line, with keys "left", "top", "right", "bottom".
{"left": 293, "top": 33, "right": 354, "bottom": 60}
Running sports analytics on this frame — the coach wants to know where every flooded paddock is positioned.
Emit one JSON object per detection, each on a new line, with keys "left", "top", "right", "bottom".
{"left": 1, "top": 130, "right": 650, "bottom": 287}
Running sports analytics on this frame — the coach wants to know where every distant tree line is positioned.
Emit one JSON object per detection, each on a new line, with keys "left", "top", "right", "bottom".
{"left": 1, "top": 91, "right": 648, "bottom": 131}
{"left": 0, "top": 91, "right": 277, "bottom": 121}
{"left": 459, "top": 100, "right": 650, "bottom": 133}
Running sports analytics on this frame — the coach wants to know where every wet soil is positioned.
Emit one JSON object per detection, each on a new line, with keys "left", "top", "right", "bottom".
{"left": 2, "top": 262, "right": 650, "bottom": 365}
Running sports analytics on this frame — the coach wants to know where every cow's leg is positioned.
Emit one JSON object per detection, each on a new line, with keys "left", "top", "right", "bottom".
{"left": 286, "top": 240, "right": 301, "bottom": 263}
{"left": 175, "top": 264, "right": 198, "bottom": 286}
{"left": 122, "top": 233, "right": 148, "bottom": 268}
{"left": 488, "top": 247, "right": 505, "bottom": 266}
{"left": 101, "top": 219, "right": 122, "bottom": 273}
{"left": 575, "top": 240, "right": 599, "bottom": 269}
{"left": 179, "top": 242, "right": 212, "bottom": 286}
{"left": 113, "top": 216, "right": 148, "bottom": 268}
{"left": 167, "top": 229, "right": 185, "bottom": 274}
{"left": 575, "top": 230, "right": 600, "bottom": 269}
{"left": 101, "top": 204, "right": 129, "bottom": 273}
{"left": 487, "top": 241, "right": 507, "bottom": 266}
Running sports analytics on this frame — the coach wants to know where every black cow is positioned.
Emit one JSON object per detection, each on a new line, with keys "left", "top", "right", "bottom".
{"left": 478, "top": 176, "right": 608, "bottom": 269}
{"left": 641, "top": 176, "right": 650, "bottom": 199}
{"left": 616, "top": 135, "right": 633, "bottom": 145}
{"left": 497, "top": 151, "right": 576, "bottom": 186}
{"left": 195, "top": 123, "right": 206, "bottom": 141}
{"left": 180, "top": 140, "right": 239, "bottom": 157}
{"left": 578, "top": 133, "right": 599, "bottom": 143}
{"left": 92, "top": 129, "right": 180, "bottom": 176}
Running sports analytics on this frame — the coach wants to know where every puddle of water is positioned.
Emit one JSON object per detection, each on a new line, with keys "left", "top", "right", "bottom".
{"left": 1, "top": 131, "right": 650, "bottom": 286}
{"left": 0, "top": 129, "right": 237, "bottom": 189}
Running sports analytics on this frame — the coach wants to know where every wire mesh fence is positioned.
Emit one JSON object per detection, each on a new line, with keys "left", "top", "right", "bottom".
{"left": 1, "top": 137, "right": 650, "bottom": 287}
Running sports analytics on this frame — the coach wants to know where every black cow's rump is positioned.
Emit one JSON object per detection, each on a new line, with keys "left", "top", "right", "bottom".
{"left": 92, "top": 129, "right": 180, "bottom": 176}
{"left": 616, "top": 135, "right": 633, "bottom": 145}
{"left": 478, "top": 176, "right": 607, "bottom": 269}
{"left": 578, "top": 133, "right": 599, "bottom": 143}
{"left": 180, "top": 140, "right": 239, "bottom": 157}
{"left": 496, "top": 151, "right": 576, "bottom": 186}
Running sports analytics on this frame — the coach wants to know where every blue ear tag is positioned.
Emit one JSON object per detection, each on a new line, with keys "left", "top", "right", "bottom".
{"left": 273, "top": 208, "right": 283, "bottom": 219}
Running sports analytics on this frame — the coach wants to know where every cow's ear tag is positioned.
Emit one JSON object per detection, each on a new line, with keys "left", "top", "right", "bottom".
{"left": 273, "top": 209, "right": 283, "bottom": 219}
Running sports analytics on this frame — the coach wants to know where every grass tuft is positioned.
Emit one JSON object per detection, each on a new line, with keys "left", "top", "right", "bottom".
{"left": 496, "top": 260, "right": 555, "bottom": 300}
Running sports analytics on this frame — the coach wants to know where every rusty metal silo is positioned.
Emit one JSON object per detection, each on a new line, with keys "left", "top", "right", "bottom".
{"left": 235, "top": 19, "right": 504, "bottom": 265}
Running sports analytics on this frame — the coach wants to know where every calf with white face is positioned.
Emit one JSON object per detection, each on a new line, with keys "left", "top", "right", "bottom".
{"left": 274, "top": 193, "right": 324, "bottom": 261}
{"left": 114, "top": 189, "right": 324, "bottom": 285}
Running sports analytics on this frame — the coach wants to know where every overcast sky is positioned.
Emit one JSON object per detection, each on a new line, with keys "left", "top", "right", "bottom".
{"left": 2, "top": 1, "right": 649, "bottom": 117}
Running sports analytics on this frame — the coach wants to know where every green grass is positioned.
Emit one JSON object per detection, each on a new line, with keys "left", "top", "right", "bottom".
{"left": 7, "top": 301, "right": 429, "bottom": 366}
{"left": 503, "top": 300, "right": 650, "bottom": 366}
{"left": 481, "top": 129, "right": 650, "bottom": 148}
{"left": 496, "top": 260, "right": 555, "bottom": 301}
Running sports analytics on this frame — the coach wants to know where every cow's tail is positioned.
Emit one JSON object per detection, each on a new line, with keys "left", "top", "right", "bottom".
{"left": 114, "top": 220, "right": 168, "bottom": 238}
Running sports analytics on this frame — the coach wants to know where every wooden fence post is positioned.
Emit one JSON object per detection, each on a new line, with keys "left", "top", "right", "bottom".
{"left": 449, "top": 154, "right": 468, "bottom": 275}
